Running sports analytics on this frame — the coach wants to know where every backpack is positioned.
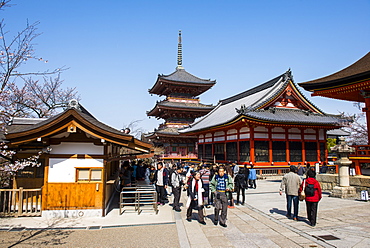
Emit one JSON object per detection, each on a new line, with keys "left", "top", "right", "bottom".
{"left": 305, "top": 182, "right": 316, "bottom": 196}
{"left": 168, "top": 169, "right": 174, "bottom": 187}
{"left": 235, "top": 173, "right": 246, "bottom": 189}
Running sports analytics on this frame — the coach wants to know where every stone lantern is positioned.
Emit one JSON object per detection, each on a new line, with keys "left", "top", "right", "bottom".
{"left": 330, "top": 137, "right": 357, "bottom": 198}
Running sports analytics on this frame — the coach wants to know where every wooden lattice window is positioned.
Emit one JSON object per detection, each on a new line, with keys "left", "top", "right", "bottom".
{"left": 273, "top": 141, "right": 286, "bottom": 162}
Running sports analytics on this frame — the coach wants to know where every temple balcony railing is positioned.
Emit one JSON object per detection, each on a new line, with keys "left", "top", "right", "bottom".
{"left": 349, "top": 145, "right": 370, "bottom": 157}
{"left": 160, "top": 153, "right": 197, "bottom": 159}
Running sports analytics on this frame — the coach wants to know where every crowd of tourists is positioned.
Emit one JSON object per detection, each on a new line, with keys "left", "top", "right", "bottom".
{"left": 146, "top": 161, "right": 257, "bottom": 227}
{"left": 120, "top": 160, "right": 322, "bottom": 228}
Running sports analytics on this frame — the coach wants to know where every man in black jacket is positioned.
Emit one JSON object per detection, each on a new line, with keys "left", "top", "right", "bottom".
{"left": 153, "top": 162, "right": 169, "bottom": 205}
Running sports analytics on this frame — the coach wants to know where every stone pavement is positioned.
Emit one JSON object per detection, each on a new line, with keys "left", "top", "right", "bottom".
{"left": 175, "top": 179, "right": 370, "bottom": 248}
{"left": 1, "top": 179, "right": 370, "bottom": 247}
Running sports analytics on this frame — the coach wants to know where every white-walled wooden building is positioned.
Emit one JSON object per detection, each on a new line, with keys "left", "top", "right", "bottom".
{"left": 2, "top": 100, "right": 152, "bottom": 217}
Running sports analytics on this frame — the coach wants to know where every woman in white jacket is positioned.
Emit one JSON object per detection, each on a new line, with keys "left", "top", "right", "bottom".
{"left": 186, "top": 171, "right": 205, "bottom": 225}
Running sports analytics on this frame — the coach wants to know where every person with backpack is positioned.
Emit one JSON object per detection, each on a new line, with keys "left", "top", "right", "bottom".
{"left": 171, "top": 166, "right": 183, "bottom": 212}
{"left": 225, "top": 164, "right": 235, "bottom": 208}
{"left": 299, "top": 169, "right": 322, "bottom": 227}
{"left": 279, "top": 165, "right": 302, "bottom": 221}
{"left": 234, "top": 168, "right": 248, "bottom": 205}
{"left": 209, "top": 164, "right": 218, "bottom": 205}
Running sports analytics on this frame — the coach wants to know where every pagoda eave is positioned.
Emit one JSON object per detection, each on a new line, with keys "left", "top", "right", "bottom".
{"left": 149, "top": 78, "right": 215, "bottom": 96}
{"left": 147, "top": 105, "right": 213, "bottom": 118}
{"left": 309, "top": 79, "right": 370, "bottom": 102}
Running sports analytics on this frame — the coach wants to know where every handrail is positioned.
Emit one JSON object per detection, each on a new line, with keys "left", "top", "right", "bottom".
{"left": 0, "top": 187, "right": 42, "bottom": 217}
{"left": 120, "top": 184, "right": 158, "bottom": 215}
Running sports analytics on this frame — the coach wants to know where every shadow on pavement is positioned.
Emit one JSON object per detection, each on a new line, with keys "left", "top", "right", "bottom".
{"left": 269, "top": 207, "right": 287, "bottom": 217}
{"left": 6, "top": 219, "right": 75, "bottom": 248}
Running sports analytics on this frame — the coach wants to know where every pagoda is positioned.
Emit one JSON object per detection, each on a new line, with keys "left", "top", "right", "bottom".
{"left": 146, "top": 31, "right": 216, "bottom": 161}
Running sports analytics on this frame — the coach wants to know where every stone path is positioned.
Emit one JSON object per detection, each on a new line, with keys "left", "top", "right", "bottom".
{"left": 175, "top": 179, "right": 370, "bottom": 248}
{"left": 1, "top": 179, "right": 369, "bottom": 247}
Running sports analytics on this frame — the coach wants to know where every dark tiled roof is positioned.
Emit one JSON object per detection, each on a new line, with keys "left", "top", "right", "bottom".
{"left": 11, "top": 117, "right": 47, "bottom": 125}
{"left": 6, "top": 105, "right": 131, "bottom": 138}
{"left": 246, "top": 108, "right": 343, "bottom": 125}
{"left": 4, "top": 102, "right": 152, "bottom": 152}
{"left": 159, "top": 68, "right": 216, "bottom": 84}
{"left": 6, "top": 112, "right": 65, "bottom": 134}
{"left": 327, "top": 129, "right": 351, "bottom": 136}
{"left": 220, "top": 72, "right": 287, "bottom": 106}
{"left": 157, "top": 101, "right": 214, "bottom": 109}
{"left": 147, "top": 100, "right": 214, "bottom": 117}
{"left": 145, "top": 126, "right": 197, "bottom": 140}
{"left": 155, "top": 127, "right": 180, "bottom": 135}
{"left": 299, "top": 52, "right": 370, "bottom": 90}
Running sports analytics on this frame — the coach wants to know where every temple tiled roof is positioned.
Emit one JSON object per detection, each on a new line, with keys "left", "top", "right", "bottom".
{"left": 7, "top": 107, "right": 127, "bottom": 137}
{"left": 4, "top": 101, "right": 152, "bottom": 151}
{"left": 157, "top": 101, "right": 213, "bottom": 109}
{"left": 327, "top": 129, "right": 351, "bottom": 136}
{"left": 299, "top": 52, "right": 370, "bottom": 90}
{"left": 145, "top": 127, "right": 197, "bottom": 139}
{"left": 246, "top": 108, "right": 342, "bottom": 125}
{"left": 148, "top": 68, "right": 216, "bottom": 96}
{"left": 159, "top": 68, "right": 216, "bottom": 84}
{"left": 180, "top": 70, "right": 344, "bottom": 133}
{"left": 147, "top": 101, "right": 214, "bottom": 117}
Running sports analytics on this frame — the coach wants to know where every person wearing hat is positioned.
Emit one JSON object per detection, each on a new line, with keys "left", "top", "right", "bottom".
{"left": 279, "top": 165, "right": 302, "bottom": 221}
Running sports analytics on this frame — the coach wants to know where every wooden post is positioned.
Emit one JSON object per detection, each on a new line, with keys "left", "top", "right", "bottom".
{"left": 363, "top": 97, "right": 370, "bottom": 145}
{"left": 42, "top": 161, "right": 49, "bottom": 211}
{"left": 354, "top": 160, "right": 362, "bottom": 175}
{"left": 250, "top": 127, "right": 255, "bottom": 163}
{"left": 18, "top": 187, "right": 23, "bottom": 216}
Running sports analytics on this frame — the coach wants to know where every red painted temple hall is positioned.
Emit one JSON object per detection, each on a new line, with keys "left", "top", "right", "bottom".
{"left": 180, "top": 70, "right": 346, "bottom": 169}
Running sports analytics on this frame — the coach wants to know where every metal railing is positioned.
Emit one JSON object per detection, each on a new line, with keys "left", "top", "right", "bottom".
{"left": 0, "top": 187, "right": 42, "bottom": 217}
{"left": 120, "top": 184, "right": 158, "bottom": 215}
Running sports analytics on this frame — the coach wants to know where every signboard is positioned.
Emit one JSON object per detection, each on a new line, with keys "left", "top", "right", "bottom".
{"left": 361, "top": 190, "right": 369, "bottom": 201}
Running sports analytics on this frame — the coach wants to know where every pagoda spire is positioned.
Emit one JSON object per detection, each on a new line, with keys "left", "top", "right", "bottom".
{"left": 176, "top": 30, "right": 184, "bottom": 70}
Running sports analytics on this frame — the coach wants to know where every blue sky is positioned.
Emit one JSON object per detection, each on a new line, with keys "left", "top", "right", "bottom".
{"left": 2, "top": 0, "right": 369, "bottom": 133}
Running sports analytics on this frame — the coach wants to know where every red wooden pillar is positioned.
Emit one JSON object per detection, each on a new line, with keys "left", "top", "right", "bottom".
{"left": 354, "top": 160, "right": 362, "bottom": 175}
{"left": 250, "top": 127, "right": 255, "bottom": 163}
{"left": 237, "top": 128, "right": 240, "bottom": 163}
{"left": 285, "top": 128, "right": 290, "bottom": 163}
{"left": 268, "top": 127, "right": 273, "bottom": 164}
{"left": 363, "top": 97, "right": 370, "bottom": 145}
{"left": 316, "top": 129, "right": 320, "bottom": 162}
{"left": 301, "top": 129, "right": 306, "bottom": 164}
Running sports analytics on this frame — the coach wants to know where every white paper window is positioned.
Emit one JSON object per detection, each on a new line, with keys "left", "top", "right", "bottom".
{"left": 77, "top": 168, "right": 102, "bottom": 182}
{"left": 91, "top": 169, "right": 102, "bottom": 181}
{"left": 78, "top": 169, "right": 89, "bottom": 181}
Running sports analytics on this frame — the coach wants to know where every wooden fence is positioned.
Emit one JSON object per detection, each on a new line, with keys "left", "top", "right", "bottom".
{"left": 0, "top": 187, "right": 42, "bottom": 217}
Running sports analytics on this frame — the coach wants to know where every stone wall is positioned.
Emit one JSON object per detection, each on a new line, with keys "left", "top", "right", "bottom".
{"left": 317, "top": 174, "right": 370, "bottom": 192}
